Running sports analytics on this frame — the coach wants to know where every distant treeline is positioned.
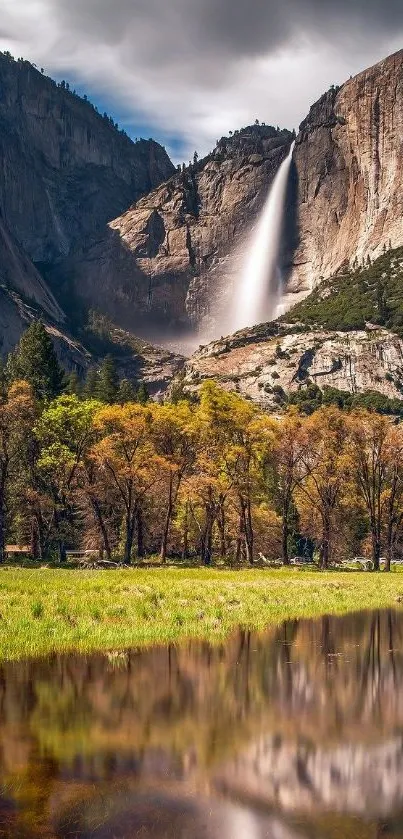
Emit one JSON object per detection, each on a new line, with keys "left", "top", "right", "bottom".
{"left": 1, "top": 321, "right": 403, "bottom": 569}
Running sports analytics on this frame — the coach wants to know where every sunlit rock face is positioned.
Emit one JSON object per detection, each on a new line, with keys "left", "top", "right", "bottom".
{"left": 285, "top": 50, "right": 403, "bottom": 306}
{"left": 53, "top": 126, "right": 294, "bottom": 337}
{"left": 0, "top": 54, "right": 174, "bottom": 264}
{"left": 180, "top": 324, "right": 403, "bottom": 408}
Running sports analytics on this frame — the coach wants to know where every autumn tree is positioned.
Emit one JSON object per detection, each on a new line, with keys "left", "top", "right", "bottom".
{"left": 92, "top": 404, "right": 164, "bottom": 564}
{"left": 382, "top": 424, "right": 403, "bottom": 570}
{"left": 0, "top": 381, "right": 37, "bottom": 561}
{"left": 347, "top": 411, "right": 392, "bottom": 570}
{"left": 193, "top": 382, "right": 274, "bottom": 565}
{"left": 295, "top": 407, "right": 350, "bottom": 568}
{"left": 270, "top": 408, "right": 304, "bottom": 565}
{"left": 151, "top": 402, "right": 196, "bottom": 563}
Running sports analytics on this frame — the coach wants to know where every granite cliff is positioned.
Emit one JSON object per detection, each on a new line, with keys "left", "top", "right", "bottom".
{"left": 0, "top": 53, "right": 174, "bottom": 265}
{"left": 53, "top": 50, "right": 403, "bottom": 341}
{"left": 51, "top": 126, "right": 294, "bottom": 337}
{"left": 285, "top": 49, "right": 403, "bottom": 305}
{"left": 0, "top": 52, "right": 174, "bottom": 366}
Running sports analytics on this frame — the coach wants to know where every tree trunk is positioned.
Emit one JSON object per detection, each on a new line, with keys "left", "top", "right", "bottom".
{"left": 234, "top": 535, "right": 242, "bottom": 566}
{"left": 160, "top": 479, "right": 173, "bottom": 564}
{"left": 123, "top": 512, "right": 135, "bottom": 566}
{"left": 240, "top": 497, "right": 254, "bottom": 565}
{"left": 201, "top": 508, "right": 214, "bottom": 566}
{"left": 30, "top": 518, "right": 41, "bottom": 562}
{"left": 246, "top": 498, "right": 254, "bottom": 565}
{"left": 217, "top": 504, "right": 226, "bottom": 559}
{"left": 58, "top": 541, "right": 67, "bottom": 563}
{"left": 0, "top": 469, "right": 6, "bottom": 564}
{"left": 182, "top": 502, "right": 189, "bottom": 561}
{"left": 136, "top": 506, "right": 145, "bottom": 560}
{"left": 371, "top": 525, "right": 381, "bottom": 571}
{"left": 0, "top": 506, "right": 5, "bottom": 564}
{"left": 281, "top": 497, "right": 290, "bottom": 566}
{"left": 319, "top": 514, "right": 331, "bottom": 569}
{"left": 91, "top": 497, "right": 112, "bottom": 561}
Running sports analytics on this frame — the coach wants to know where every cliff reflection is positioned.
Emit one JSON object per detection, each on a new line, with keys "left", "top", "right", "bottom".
{"left": 0, "top": 610, "right": 403, "bottom": 837}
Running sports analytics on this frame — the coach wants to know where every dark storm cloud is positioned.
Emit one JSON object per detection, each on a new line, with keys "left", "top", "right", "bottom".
{"left": 1, "top": 0, "right": 402, "bottom": 158}
{"left": 54, "top": 0, "right": 403, "bottom": 60}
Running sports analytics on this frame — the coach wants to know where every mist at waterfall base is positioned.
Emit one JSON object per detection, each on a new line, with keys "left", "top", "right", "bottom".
{"left": 232, "top": 141, "right": 295, "bottom": 333}
{"left": 160, "top": 142, "right": 295, "bottom": 358}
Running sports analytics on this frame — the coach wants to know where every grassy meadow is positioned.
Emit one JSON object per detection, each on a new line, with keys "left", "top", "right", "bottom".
{"left": 1, "top": 566, "right": 403, "bottom": 661}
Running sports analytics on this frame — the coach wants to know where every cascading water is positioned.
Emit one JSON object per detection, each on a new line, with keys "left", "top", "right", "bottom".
{"left": 232, "top": 141, "right": 295, "bottom": 332}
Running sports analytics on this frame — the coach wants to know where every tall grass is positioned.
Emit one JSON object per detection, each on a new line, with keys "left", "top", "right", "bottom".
{"left": 0, "top": 567, "right": 402, "bottom": 661}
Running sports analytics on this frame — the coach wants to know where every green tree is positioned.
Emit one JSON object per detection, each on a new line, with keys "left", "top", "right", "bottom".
{"left": 84, "top": 367, "right": 99, "bottom": 399}
{"left": 117, "top": 378, "right": 137, "bottom": 404}
{"left": 136, "top": 381, "right": 149, "bottom": 405}
{"left": 7, "top": 322, "right": 64, "bottom": 402}
{"left": 35, "top": 396, "right": 100, "bottom": 562}
{"left": 97, "top": 355, "right": 119, "bottom": 404}
{"left": 65, "top": 370, "right": 82, "bottom": 398}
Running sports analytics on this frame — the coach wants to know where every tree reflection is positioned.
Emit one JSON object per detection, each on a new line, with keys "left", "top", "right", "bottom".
{"left": 0, "top": 611, "right": 403, "bottom": 837}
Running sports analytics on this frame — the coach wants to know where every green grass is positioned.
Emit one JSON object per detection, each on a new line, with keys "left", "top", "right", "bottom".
{"left": 1, "top": 567, "right": 403, "bottom": 661}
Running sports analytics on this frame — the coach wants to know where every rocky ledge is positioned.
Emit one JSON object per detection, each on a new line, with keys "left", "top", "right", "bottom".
{"left": 180, "top": 323, "right": 403, "bottom": 408}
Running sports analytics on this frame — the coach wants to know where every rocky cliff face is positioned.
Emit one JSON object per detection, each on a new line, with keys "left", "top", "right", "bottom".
{"left": 55, "top": 50, "right": 403, "bottom": 340}
{"left": 0, "top": 52, "right": 176, "bottom": 371}
{"left": 0, "top": 54, "right": 193, "bottom": 376}
{"left": 285, "top": 50, "right": 403, "bottom": 305}
{"left": 53, "top": 126, "right": 294, "bottom": 336}
{"left": 180, "top": 323, "right": 403, "bottom": 408}
{"left": 0, "top": 214, "right": 66, "bottom": 358}
{"left": 0, "top": 53, "right": 174, "bottom": 265}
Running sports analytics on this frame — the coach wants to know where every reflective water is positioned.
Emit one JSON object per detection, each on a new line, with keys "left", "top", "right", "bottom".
{"left": 1, "top": 611, "right": 403, "bottom": 837}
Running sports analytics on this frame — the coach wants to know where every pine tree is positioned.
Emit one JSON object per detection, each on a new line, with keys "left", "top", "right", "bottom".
{"left": 65, "top": 370, "right": 82, "bottom": 398}
{"left": 7, "top": 321, "right": 64, "bottom": 402}
{"left": 97, "top": 355, "right": 119, "bottom": 404}
{"left": 136, "top": 381, "right": 149, "bottom": 405}
{"left": 117, "top": 378, "right": 137, "bottom": 404}
{"left": 84, "top": 367, "right": 99, "bottom": 399}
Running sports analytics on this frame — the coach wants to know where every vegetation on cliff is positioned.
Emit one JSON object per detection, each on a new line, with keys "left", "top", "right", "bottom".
{"left": 286, "top": 247, "right": 403, "bottom": 334}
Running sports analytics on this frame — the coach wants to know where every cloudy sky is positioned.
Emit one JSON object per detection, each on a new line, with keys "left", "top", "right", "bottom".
{"left": 1, "top": 0, "right": 402, "bottom": 161}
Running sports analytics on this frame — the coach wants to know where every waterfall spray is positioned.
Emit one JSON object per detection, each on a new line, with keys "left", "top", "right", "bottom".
{"left": 232, "top": 141, "right": 295, "bottom": 332}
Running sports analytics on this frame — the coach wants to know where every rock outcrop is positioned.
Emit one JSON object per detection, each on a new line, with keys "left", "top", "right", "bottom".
{"left": 52, "top": 126, "right": 294, "bottom": 336}
{"left": 180, "top": 323, "right": 403, "bottom": 408}
{"left": 0, "top": 53, "right": 175, "bottom": 264}
{"left": 285, "top": 50, "right": 403, "bottom": 305}
{"left": 0, "top": 214, "right": 67, "bottom": 358}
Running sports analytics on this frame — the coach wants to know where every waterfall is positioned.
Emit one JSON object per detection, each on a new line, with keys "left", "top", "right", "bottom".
{"left": 232, "top": 141, "right": 295, "bottom": 332}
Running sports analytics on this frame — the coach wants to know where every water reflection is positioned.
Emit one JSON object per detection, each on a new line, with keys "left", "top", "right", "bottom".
{"left": 0, "top": 610, "right": 403, "bottom": 837}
